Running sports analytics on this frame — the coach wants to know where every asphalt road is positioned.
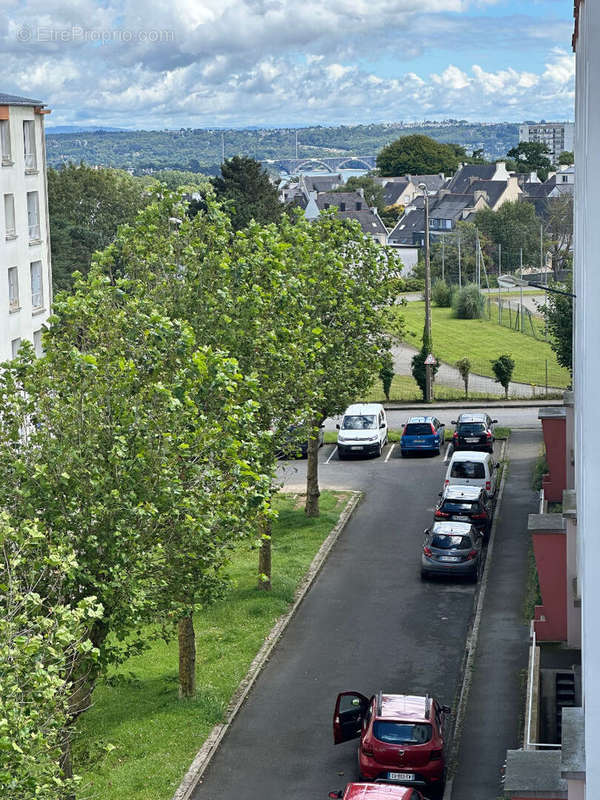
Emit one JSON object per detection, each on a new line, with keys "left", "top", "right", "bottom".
{"left": 193, "top": 441, "right": 505, "bottom": 800}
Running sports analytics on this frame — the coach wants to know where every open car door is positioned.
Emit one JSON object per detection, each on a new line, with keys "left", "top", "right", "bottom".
{"left": 333, "top": 691, "right": 370, "bottom": 744}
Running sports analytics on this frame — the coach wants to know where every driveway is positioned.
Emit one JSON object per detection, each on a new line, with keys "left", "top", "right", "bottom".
{"left": 192, "top": 441, "right": 503, "bottom": 800}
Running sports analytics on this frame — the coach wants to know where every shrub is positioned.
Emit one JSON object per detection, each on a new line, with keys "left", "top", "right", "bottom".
{"left": 455, "top": 357, "right": 471, "bottom": 399}
{"left": 452, "top": 283, "right": 485, "bottom": 319}
{"left": 411, "top": 343, "right": 439, "bottom": 401}
{"left": 379, "top": 352, "right": 395, "bottom": 402}
{"left": 491, "top": 354, "right": 515, "bottom": 399}
{"left": 432, "top": 279, "right": 453, "bottom": 307}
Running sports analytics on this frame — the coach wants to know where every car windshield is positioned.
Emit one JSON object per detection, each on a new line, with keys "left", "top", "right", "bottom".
{"left": 458, "top": 423, "right": 486, "bottom": 435}
{"left": 431, "top": 534, "right": 472, "bottom": 549}
{"left": 373, "top": 721, "right": 432, "bottom": 745}
{"left": 441, "top": 501, "right": 478, "bottom": 513}
{"left": 342, "top": 415, "right": 376, "bottom": 430}
{"left": 404, "top": 423, "right": 433, "bottom": 435}
{"left": 451, "top": 461, "right": 485, "bottom": 479}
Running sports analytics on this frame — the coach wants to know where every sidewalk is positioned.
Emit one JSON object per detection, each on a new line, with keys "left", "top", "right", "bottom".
{"left": 450, "top": 428, "right": 541, "bottom": 799}
{"left": 391, "top": 341, "right": 562, "bottom": 399}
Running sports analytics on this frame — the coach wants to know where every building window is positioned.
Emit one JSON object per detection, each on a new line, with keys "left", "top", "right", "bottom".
{"left": 356, "top": 201, "right": 362, "bottom": 210}
{"left": 4, "top": 194, "right": 15, "bottom": 237}
{"left": 0, "top": 120, "right": 11, "bottom": 164}
{"left": 30, "top": 260, "right": 43, "bottom": 309}
{"left": 33, "top": 329, "right": 43, "bottom": 357}
{"left": 23, "top": 120, "right": 37, "bottom": 171}
{"left": 562, "top": 175, "right": 569, "bottom": 183}
{"left": 26, "top": 191, "right": 40, "bottom": 241}
{"left": 8, "top": 267, "right": 19, "bottom": 311}
{"left": 11, "top": 338, "right": 21, "bottom": 359}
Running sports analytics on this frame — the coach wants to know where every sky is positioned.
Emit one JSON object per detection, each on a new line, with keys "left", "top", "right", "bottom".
{"left": 1, "top": 0, "right": 574, "bottom": 129}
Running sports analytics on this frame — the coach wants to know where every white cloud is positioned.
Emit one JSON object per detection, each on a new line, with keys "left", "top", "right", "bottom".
{"left": 0, "top": 0, "right": 574, "bottom": 126}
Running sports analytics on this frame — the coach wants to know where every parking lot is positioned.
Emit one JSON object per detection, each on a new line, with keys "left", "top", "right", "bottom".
{"left": 194, "top": 434, "right": 505, "bottom": 800}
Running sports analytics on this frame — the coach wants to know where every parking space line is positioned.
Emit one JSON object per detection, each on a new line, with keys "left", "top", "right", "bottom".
{"left": 444, "top": 443, "right": 452, "bottom": 463}
{"left": 325, "top": 446, "right": 338, "bottom": 464}
{"left": 384, "top": 443, "right": 396, "bottom": 462}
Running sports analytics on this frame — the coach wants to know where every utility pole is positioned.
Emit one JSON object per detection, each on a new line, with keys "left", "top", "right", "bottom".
{"left": 458, "top": 231, "right": 462, "bottom": 288}
{"left": 540, "top": 222, "right": 545, "bottom": 285}
{"left": 441, "top": 233, "right": 445, "bottom": 282}
{"left": 221, "top": 131, "right": 225, "bottom": 164}
{"left": 498, "top": 242, "right": 502, "bottom": 278}
{"left": 295, "top": 129, "right": 298, "bottom": 160}
{"left": 476, "top": 229, "right": 481, "bottom": 288}
{"left": 419, "top": 184, "right": 433, "bottom": 403}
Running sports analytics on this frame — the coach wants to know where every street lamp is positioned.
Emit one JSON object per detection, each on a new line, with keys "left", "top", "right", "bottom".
{"left": 419, "top": 183, "right": 434, "bottom": 403}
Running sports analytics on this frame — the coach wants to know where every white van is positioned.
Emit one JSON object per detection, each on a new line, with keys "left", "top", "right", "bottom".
{"left": 444, "top": 450, "right": 498, "bottom": 498}
{"left": 336, "top": 403, "right": 388, "bottom": 459}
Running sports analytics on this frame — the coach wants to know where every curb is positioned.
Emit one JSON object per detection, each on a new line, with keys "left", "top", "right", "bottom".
{"left": 443, "top": 438, "right": 510, "bottom": 800}
{"left": 172, "top": 490, "right": 363, "bottom": 800}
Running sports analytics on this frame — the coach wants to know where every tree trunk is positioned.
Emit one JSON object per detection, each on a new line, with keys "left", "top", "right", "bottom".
{"left": 305, "top": 421, "right": 322, "bottom": 517}
{"left": 257, "top": 513, "right": 272, "bottom": 591}
{"left": 178, "top": 613, "right": 196, "bottom": 698}
{"left": 60, "top": 733, "right": 75, "bottom": 800}
{"left": 464, "top": 376, "right": 469, "bottom": 400}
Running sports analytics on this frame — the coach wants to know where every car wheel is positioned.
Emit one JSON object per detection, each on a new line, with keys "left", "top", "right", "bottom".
{"left": 338, "top": 450, "right": 345, "bottom": 461}
{"left": 435, "top": 445, "right": 441, "bottom": 456}
{"left": 420, "top": 569, "right": 429, "bottom": 581}
{"left": 375, "top": 442, "right": 382, "bottom": 458}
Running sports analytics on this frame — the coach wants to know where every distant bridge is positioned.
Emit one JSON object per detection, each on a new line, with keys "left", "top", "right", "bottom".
{"left": 263, "top": 155, "right": 377, "bottom": 174}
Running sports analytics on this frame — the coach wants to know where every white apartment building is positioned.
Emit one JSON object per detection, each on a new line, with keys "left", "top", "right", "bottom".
{"left": 519, "top": 121, "right": 575, "bottom": 164}
{"left": 0, "top": 92, "right": 52, "bottom": 361}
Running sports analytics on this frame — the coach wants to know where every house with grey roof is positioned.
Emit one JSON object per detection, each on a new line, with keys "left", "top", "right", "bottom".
{"left": 303, "top": 189, "right": 389, "bottom": 244}
{"left": 445, "top": 161, "right": 511, "bottom": 194}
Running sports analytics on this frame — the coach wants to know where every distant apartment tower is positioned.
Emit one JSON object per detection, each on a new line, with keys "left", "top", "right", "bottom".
{"left": 0, "top": 92, "right": 52, "bottom": 361}
{"left": 518, "top": 121, "right": 575, "bottom": 163}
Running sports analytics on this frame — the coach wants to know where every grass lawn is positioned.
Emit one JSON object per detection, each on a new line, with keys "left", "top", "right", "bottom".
{"left": 73, "top": 490, "right": 350, "bottom": 800}
{"left": 393, "top": 302, "right": 570, "bottom": 388}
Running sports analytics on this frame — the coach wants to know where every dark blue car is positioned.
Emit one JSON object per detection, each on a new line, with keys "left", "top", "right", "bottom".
{"left": 400, "top": 416, "right": 445, "bottom": 456}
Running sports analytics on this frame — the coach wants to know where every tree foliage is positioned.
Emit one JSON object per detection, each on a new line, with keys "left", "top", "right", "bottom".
{"left": 491, "top": 354, "right": 515, "bottom": 398}
{"left": 376, "top": 134, "right": 461, "bottom": 177}
{"left": 456, "top": 357, "right": 471, "bottom": 399}
{"left": 335, "top": 174, "right": 385, "bottom": 216}
{"left": 545, "top": 195, "right": 573, "bottom": 278}
{"left": 558, "top": 151, "right": 574, "bottom": 166}
{"left": 211, "top": 155, "right": 283, "bottom": 231}
{"left": 0, "top": 515, "right": 102, "bottom": 799}
{"left": 474, "top": 201, "right": 542, "bottom": 273}
{"left": 538, "top": 283, "right": 573, "bottom": 377}
{"left": 48, "top": 163, "right": 148, "bottom": 290}
{"left": 432, "top": 279, "right": 453, "bottom": 307}
{"left": 506, "top": 142, "right": 552, "bottom": 179}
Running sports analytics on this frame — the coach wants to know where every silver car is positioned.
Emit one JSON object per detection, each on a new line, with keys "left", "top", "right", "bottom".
{"left": 420, "top": 521, "right": 483, "bottom": 582}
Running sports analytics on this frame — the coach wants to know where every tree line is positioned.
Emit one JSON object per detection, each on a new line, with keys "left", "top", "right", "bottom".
{"left": 3, "top": 181, "right": 403, "bottom": 798}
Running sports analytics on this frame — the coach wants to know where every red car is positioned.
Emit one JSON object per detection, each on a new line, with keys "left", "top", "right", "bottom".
{"left": 328, "top": 783, "right": 424, "bottom": 800}
{"left": 333, "top": 691, "right": 449, "bottom": 796}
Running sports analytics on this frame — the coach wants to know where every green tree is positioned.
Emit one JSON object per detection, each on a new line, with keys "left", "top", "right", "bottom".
{"left": 558, "top": 151, "right": 574, "bottom": 166}
{"left": 379, "top": 351, "right": 395, "bottom": 402}
{"left": 475, "top": 201, "right": 542, "bottom": 273}
{"left": 211, "top": 155, "right": 283, "bottom": 231}
{"left": 0, "top": 514, "right": 102, "bottom": 798}
{"left": 545, "top": 195, "right": 573, "bottom": 279}
{"left": 456, "top": 357, "right": 471, "bottom": 399}
{"left": 376, "top": 134, "right": 461, "bottom": 177}
{"left": 411, "top": 344, "right": 439, "bottom": 402}
{"left": 280, "top": 215, "right": 403, "bottom": 514}
{"left": 491, "top": 354, "right": 515, "bottom": 398}
{"left": 48, "top": 163, "right": 148, "bottom": 290}
{"left": 539, "top": 283, "right": 573, "bottom": 377}
{"left": 506, "top": 142, "right": 552, "bottom": 179}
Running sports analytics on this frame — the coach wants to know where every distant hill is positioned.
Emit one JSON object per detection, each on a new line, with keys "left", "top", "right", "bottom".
{"left": 45, "top": 122, "right": 520, "bottom": 175}
{"left": 47, "top": 125, "right": 128, "bottom": 134}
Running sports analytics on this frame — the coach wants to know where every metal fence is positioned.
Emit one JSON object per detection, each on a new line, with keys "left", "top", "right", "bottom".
{"left": 484, "top": 294, "right": 548, "bottom": 341}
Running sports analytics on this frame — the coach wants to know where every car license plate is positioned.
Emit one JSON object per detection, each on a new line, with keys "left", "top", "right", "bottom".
{"left": 454, "top": 515, "right": 469, "bottom": 521}
{"left": 440, "top": 556, "right": 460, "bottom": 562}
{"left": 350, "top": 445, "right": 363, "bottom": 450}
{"left": 387, "top": 772, "right": 414, "bottom": 781}
{"left": 466, "top": 437, "right": 479, "bottom": 443}
{"left": 414, "top": 438, "right": 424, "bottom": 443}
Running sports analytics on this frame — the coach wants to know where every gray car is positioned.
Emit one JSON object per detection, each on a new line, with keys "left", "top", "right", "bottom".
{"left": 420, "top": 521, "right": 483, "bottom": 582}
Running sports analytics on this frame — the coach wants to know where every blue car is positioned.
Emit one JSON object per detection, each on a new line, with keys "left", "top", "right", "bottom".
{"left": 400, "top": 416, "right": 445, "bottom": 456}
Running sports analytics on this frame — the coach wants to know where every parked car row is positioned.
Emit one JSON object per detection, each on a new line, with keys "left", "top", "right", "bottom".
{"left": 327, "top": 412, "right": 501, "bottom": 799}
{"left": 422, "top": 414, "right": 500, "bottom": 581}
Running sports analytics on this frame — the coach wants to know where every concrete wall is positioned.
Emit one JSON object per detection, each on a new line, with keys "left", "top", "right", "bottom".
{"left": 575, "top": 2, "right": 600, "bottom": 795}
{"left": 0, "top": 103, "right": 51, "bottom": 361}
{"left": 540, "top": 410, "right": 567, "bottom": 503}
{"left": 530, "top": 514, "right": 567, "bottom": 642}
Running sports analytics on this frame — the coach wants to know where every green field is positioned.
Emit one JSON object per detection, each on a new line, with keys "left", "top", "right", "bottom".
{"left": 73, "top": 491, "right": 348, "bottom": 800}
{"left": 394, "top": 302, "right": 570, "bottom": 389}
